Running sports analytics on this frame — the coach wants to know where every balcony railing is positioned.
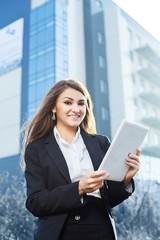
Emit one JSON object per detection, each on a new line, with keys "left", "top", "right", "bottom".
{"left": 141, "top": 116, "right": 160, "bottom": 130}
{"left": 139, "top": 91, "right": 160, "bottom": 108}
{"left": 135, "top": 45, "right": 160, "bottom": 68}
{"left": 138, "top": 67, "right": 160, "bottom": 87}
{"left": 142, "top": 145, "right": 160, "bottom": 158}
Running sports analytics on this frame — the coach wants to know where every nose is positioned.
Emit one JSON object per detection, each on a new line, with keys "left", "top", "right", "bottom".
{"left": 72, "top": 103, "right": 80, "bottom": 113}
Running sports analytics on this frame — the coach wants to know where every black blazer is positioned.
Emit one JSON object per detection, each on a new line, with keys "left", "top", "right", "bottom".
{"left": 25, "top": 129, "right": 134, "bottom": 240}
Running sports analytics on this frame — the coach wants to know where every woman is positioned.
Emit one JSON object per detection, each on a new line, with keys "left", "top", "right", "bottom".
{"left": 24, "top": 79, "right": 140, "bottom": 240}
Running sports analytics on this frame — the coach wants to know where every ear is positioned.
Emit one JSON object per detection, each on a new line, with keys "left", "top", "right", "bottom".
{"left": 52, "top": 107, "right": 56, "bottom": 113}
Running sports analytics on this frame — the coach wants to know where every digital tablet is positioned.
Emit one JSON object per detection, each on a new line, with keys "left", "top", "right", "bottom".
{"left": 98, "top": 119, "right": 149, "bottom": 181}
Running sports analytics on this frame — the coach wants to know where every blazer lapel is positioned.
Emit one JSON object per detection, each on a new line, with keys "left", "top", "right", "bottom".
{"left": 44, "top": 132, "right": 71, "bottom": 183}
{"left": 43, "top": 130, "right": 103, "bottom": 183}
{"left": 81, "top": 130, "right": 108, "bottom": 200}
{"left": 81, "top": 130, "right": 103, "bottom": 170}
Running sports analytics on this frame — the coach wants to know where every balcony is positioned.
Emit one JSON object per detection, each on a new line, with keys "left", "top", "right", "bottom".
{"left": 135, "top": 45, "right": 160, "bottom": 68}
{"left": 142, "top": 145, "right": 160, "bottom": 158}
{"left": 141, "top": 116, "right": 160, "bottom": 129}
{"left": 138, "top": 67, "right": 160, "bottom": 87}
{"left": 139, "top": 91, "right": 160, "bottom": 108}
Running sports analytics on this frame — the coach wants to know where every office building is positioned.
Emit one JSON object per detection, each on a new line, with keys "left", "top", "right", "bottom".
{"left": 67, "top": 0, "right": 160, "bottom": 180}
{"left": 0, "top": 0, "right": 30, "bottom": 173}
{"left": 0, "top": 0, "right": 68, "bottom": 173}
{"left": 104, "top": 1, "right": 160, "bottom": 180}
{"left": 28, "top": 0, "right": 68, "bottom": 120}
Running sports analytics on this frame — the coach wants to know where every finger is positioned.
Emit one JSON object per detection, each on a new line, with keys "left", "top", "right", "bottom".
{"left": 87, "top": 175, "right": 108, "bottom": 186}
{"left": 136, "top": 148, "right": 141, "bottom": 156}
{"left": 127, "top": 155, "right": 140, "bottom": 163}
{"left": 89, "top": 170, "right": 109, "bottom": 178}
{"left": 128, "top": 148, "right": 141, "bottom": 159}
{"left": 126, "top": 159, "right": 140, "bottom": 168}
{"left": 87, "top": 181, "right": 104, "bottom": 192}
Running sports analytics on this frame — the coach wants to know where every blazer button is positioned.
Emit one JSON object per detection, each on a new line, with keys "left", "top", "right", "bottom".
{"left": 75, "top": 215, "right": 81, "bottom": 221}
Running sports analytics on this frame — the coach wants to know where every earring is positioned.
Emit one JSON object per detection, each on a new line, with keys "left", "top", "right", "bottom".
{"left": 52, "top": 112, "right": 56, "bottom": 120}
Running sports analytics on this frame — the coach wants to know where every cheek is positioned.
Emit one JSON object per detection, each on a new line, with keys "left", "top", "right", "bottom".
{"left": 56, "top": 105, "right": 68, "bottom": 115}
{"left": 81, "top": 106, "right": 87, "bottom": 116}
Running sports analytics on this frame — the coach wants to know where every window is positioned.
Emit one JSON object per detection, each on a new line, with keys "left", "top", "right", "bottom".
{"left": 96, "top": 0, "right": 102, "bottom": 7}
{"left": 128, "top": 29, "right": 133, "bottom": 40}
{"left": 45, "top": 51, "right": 54, "bottom": 68}
{"left": 150, "top": 84, "right": 155, "bottom": 91}
{"left": 63, "top": 61, "right": 68, "bottom": 71}
{"left": 37, "top": 5, "right": 45, "bottom": 22}
{"left": 152, "top": 108, "right": 157, "bottom": 117}
{"left": 63, "top": 11, "right": 67, "bottom": 21}
{"left": 142, "top": 102, "right": 147, "bottom": 116}
{"left": 138, "top": 56, "right": 143, "bottom": 67}
{"left": 30, "top": 34, "right": 37, "bottom": 49}
{"left": 101, "top": 107, "right": 108, "bottom": 120}
{"left": 36, "top": 81, "right": 47, "bottom": 101}
{"left": 28, "top": 84, "right": 36, "bottom": 104}
{"left": 133, "top": 98, "right": 138, "bottom": 109}
{"left": 100, "top": 80, "right": 107, "bottom": 93}
{"left": 63, "top": 35, "right": 67, "bottom": 45}
{"left": 30, "top": 10, "right": 37, "bottom": 25}
{"left": 135, "top": 35, "right": 141, "bottom": 47}
{"left": 46, "top": 25, "right": 54, "bottom": 42}
{"left": 37, "top": 55, "right": 45, "bottom": 72}
{"left": 131, "top": 73, "right": 136, "bottom": 84}
{"left": 99, "top": 56, "right": 105, "bottom": 68}
{"left": 129, "top": 51, "right": 134, "bottom": 62}
{"left": 153, "top": 133, "right": 159, "bottom": 146}
{"left": 97, "top": 32, "right": 103, "bottom": 44}
{"left": 29, "top": 58, "right": 36, "bottom": 76}
{"left": 46, "top": 1, "right": 54, "bottom": 17}
{"left": 37, "top": 30, "right": 46, "bottom": 46}
{"left": 140, "top": 78, "right": 145, "bottom": 91}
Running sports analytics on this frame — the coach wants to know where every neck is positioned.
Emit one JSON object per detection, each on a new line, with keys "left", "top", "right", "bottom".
{"left": 56, "top": 125, "right": 78, "bottom": 144}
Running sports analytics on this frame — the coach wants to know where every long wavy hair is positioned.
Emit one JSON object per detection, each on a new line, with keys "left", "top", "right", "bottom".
{"left": 21, "top": 79, "right": 96, "bottom": 159}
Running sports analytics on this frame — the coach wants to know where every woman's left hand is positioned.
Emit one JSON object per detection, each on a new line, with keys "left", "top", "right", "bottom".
{"left": 124, "top": 148, "right": 141, "bottom": 187}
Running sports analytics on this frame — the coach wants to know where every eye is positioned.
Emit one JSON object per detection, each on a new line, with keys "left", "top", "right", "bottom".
{"left": 79, "top": 102, "right": 85, "bottom": 106}
{"left": 64, "top": 101, "right": 72, "bottom": 105}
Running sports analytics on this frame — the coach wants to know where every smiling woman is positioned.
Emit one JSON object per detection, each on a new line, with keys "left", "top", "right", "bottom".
{"left": 22, "top": 79, "right": 141, "bottom": 240}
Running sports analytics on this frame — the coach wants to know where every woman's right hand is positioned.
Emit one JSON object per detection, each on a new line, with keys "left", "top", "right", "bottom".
{"left": 78, "top": 170, "right": 110, "bottom": 196}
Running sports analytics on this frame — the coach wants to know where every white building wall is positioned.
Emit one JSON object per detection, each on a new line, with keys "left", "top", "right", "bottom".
{"left": 0, "top": 18, "right": 23, "bottom": 159}
{"left": 104, "top": 5, "right": 125, "bottom": 138}
{"left": 67, "top": 0, "right": 86, "bottom": 85}
{"left": 0, "top": 68, "right": 22, "bottom": 158}
{"left": 104, "top": 2, "right": 160, "bottom": 180}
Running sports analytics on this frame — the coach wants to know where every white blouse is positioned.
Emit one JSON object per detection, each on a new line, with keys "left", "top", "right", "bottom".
{"left": 53, "top": 127, "right": 101, "bottom": 198}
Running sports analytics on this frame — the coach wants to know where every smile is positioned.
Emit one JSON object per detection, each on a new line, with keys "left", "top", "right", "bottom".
{"left": 68, "top": 115, "right": 80, "bottom": 118}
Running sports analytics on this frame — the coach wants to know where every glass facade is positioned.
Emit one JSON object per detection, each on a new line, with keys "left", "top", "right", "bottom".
{"left": 28, "top": 0, "right": 68, "bottom": 120}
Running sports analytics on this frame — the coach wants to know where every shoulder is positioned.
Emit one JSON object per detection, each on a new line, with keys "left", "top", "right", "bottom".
{"left": 81, "top": 129, "right": 110, "bottom": 153}
{"left": 25, "top": 131, "right": 53, "bottom": 155}
{"left": 94, "top": 134, "right": 110, "bottom": 153}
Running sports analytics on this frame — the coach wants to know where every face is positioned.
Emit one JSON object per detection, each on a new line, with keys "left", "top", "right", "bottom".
{"left": 52, "top": 88, "right": 87, "bottom": 131}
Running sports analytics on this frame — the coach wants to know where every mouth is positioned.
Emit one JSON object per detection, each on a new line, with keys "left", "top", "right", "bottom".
{"left": 68, "top": 115, "right": 80, "bottom": 118}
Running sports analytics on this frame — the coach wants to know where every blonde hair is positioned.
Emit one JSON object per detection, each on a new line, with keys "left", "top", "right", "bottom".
{"left": 21, "top": 79, "right": 96, "bottom": 165}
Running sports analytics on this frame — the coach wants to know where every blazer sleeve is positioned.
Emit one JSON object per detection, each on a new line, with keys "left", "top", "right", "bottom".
{"left": 97, "top": 135, "right": 134, "bottom": 208}
{"left": 25, "top": 142, "right": 86, "bottom": 218}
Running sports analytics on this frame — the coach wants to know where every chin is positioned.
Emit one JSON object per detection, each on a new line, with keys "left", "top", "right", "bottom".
{"left": 67, "top": 122, "right": 81, "bottom": 128}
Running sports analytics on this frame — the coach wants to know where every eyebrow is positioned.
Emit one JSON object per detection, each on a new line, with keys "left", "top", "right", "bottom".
{"left": 63, "top": 97, "right": 85, "bottom": 101}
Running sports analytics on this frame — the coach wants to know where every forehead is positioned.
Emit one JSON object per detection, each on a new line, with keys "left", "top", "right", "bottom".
{"left": 59, "top": 88, "right": 85, "bottom": 100}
